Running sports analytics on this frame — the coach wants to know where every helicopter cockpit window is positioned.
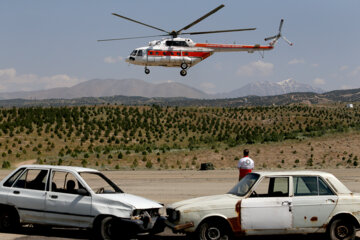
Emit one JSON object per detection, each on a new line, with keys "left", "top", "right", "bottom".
{"left": 165, "top": 41, "right": 189, "bottom": 47}
{"left": 137, "top": 50, "right": 143, "bottom": 56}
{"left": 130, "top": 50, "right": 137, "bottom": 56}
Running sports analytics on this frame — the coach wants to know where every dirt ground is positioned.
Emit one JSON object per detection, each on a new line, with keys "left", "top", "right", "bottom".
{"left": 1, "top": 168, "right": 360, "bottom": 239}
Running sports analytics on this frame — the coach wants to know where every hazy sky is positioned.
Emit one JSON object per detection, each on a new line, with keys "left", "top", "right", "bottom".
{"left": 1, "top": 0, "right": 359, "bottom": 94}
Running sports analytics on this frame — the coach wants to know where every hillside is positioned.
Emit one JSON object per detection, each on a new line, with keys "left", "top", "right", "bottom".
{"left": 0, "top": 88, "right": 359, "bottom": 107}
{"left": 0, "top": 104, "right": 359, "bottom": 171}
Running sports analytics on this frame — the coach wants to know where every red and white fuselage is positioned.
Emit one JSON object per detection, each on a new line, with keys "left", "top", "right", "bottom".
{"left": 125, "top": 37, "right": 274, "bottom": 68}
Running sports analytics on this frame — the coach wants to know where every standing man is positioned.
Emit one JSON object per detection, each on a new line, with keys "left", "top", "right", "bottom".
{"left": 237, "top": 149, "right": 254, "bottom": 181}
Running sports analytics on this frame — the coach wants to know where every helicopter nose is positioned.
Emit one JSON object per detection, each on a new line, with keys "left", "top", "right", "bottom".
{"left": 126, "top": 56, "right": 135, "bottom": 62}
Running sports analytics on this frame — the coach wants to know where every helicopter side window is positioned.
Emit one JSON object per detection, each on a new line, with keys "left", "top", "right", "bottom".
{"left": 166, "top": 41, "right": 188, "bottom": 47}
{"left": 131, "top": 50, "right": 137, "bottom": 56}
{"left": 179, "top": 41, "right": 188, "bottom": 47}
{"left": 137, "top": 50, "right": 143, "bottom": 56}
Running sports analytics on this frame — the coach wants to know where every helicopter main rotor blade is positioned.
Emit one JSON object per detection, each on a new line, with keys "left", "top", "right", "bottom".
{"left": 183, "top": 28, "right": 256, "bottom": 36}
{"left": 176, "top": 4, "right": 225, "bottom": 34}
{"left": 98, "top": 34, "right": 170, "bottom": 41}
{"left": 279, "top": 19, "right": 284, "bottom": 33}
{"left": 112, "top": 13, "right": 169, "bottom": 34}
{"left": 264, "top": 35, "right": 278, "bottom": 41}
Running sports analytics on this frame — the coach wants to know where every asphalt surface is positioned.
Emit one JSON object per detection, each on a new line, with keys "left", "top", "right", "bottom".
{"left": 1, "top": 226, "right": 360, "bottom": 240}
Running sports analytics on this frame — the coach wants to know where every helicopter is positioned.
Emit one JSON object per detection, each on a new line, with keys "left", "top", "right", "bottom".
{"left": 98, "top": 4, "right": 292, "bottom": 77}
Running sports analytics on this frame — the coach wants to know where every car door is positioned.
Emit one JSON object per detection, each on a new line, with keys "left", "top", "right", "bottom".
{"left": 241, "top": 176, "right": 292, "bottom": 232}
{"left": 10, "top": 168, "right": 48, "bottom": 224}
{"left": 44, "top": 170, "right": 93, "bottom": 228}
{"left": 292, "top": 176, "right": 337, "bottom": 229}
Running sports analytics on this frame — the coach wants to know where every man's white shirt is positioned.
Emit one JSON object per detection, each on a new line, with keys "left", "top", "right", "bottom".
{"left": 237, "top": 157, "right": 254, "bottom": 169}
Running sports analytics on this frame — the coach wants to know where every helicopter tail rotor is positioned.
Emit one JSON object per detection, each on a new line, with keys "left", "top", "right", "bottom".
{"left": 264, "top": 19, "right": 293, "bottom": 46}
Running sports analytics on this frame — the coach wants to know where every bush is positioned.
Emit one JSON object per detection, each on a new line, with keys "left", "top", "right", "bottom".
{"left": 81, "top": 159, "right": 88, "bottom": 167}
{"left": 146, "top": 160, "right": 153, "bottom": 169}
{"left": 131, "top": 159, "right": 138, "bottom": 168}
{"left": 2, "top": 161, "right": 11, "bottom": 169}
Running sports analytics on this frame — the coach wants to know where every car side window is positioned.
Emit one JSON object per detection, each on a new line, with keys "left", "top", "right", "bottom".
{"left": 293, "top": 176, "right": 334, "bottom": 196}
{"left": 319, "top": 177, "right": 335, "bottom": 195}
{"left": 51, "top": 171, "right": 86, "bottom": 195}
{"left": 3, "top": 168, "right": 25, "bottom": 187}
{"left": 13, "top": 169, "right": 48, "bottom": 191}
{"left": 251, "top": 177, "right": 289, "bottom": 197}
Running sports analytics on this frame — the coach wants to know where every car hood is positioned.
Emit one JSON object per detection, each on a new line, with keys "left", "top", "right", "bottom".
{"left": 169, "top": 194, "right": 240, "bottom": 210}
{"left": 98, "top": 193, "right": 163, "bottom": 209}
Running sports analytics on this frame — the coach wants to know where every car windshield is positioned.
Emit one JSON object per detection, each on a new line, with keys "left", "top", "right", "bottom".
{"left": 228, "top": 173, "right": 260, "bottom": 196}
{"left": 79, "top": 172, "right": 123, "bottom": 194}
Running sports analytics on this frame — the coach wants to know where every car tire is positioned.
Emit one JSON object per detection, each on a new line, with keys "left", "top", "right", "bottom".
{"left": 198, "top": 219, "right": 232, "bottom": 240}
{"left": 0, "top": 208, "right": 20, "bottom": 232}
{"left": 99, "top": 216, "right": 119, "bottom": 240}
{"left": 329, "top": 218, "right": 356, "bottom": 240}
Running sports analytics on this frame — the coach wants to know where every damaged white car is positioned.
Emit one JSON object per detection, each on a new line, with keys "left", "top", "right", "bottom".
{"left": 166, "top": 171, "right": 360, "bottom": 240}
{"left": 0, "top": 165, "right": 165, "bottom": 239}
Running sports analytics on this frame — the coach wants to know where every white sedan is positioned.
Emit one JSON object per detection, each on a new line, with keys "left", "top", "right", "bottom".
{"left": 166, "top": 171, "right": 360, "bottom": 240}
{"left": 0, "top": 165, "right": 165, "bottom": 239}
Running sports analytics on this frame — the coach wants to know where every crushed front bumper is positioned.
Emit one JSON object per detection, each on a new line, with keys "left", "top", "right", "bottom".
{"left": 165, "top": 220, "right": 194, "bottom": 232}
{"left": 116, "top": 216, "right": 166, "bottom": 235}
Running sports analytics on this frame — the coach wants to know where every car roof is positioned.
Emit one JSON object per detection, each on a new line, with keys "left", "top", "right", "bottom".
{"left": 18, "top": 164, "right": 99, "bottom": 173}
{"left": 254, "top": 170, "right": 335, "bottom": 178}
{"left": 253, "top": 170, "right": 352, "bottom": 194}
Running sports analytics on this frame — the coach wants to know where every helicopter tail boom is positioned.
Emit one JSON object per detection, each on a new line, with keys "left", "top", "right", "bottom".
{"left": 195, "top": 43, "right": 274, "bottom": 52}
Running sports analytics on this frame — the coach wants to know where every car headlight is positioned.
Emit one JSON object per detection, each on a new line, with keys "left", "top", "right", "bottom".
{"left": 131, "top": 209, "right": 160, "bottom": 220}
{"left": 166, "top": 208, "right": 180, "bottom": 222}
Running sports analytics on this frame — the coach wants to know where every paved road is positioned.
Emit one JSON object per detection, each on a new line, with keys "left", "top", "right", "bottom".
{"left": 1, "top": 226, "right": 360, "bottom": 240}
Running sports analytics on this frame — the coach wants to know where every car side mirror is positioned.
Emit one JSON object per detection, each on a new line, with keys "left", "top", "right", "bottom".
{"left": 77, "top": 188, "right": 89, "bottom": 196}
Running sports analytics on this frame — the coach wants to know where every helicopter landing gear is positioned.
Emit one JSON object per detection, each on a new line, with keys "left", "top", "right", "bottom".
{"left": 180, "top": 62, "right": 188, "bottom": 70}
{"left": 180, "top": 69, "right": 187, "bottom": 76}
{"left": 144, "top": 67, "right": 150, "bottom": 74}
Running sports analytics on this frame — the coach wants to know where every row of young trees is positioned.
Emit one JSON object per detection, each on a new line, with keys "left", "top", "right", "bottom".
{"left": 0, "top": 104, "right": 359, "bottom": 167}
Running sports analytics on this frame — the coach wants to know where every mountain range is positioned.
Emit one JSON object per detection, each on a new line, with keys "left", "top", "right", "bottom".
{"left": 215, "top": 78, "right": 323, "bottom": 98}
{"left": 0, "top": 78, "right": 323, "bottom": 100}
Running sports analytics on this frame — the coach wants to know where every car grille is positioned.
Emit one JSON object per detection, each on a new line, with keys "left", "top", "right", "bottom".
{"left": 133, "top": 208, "right": 160, "bottom": 218}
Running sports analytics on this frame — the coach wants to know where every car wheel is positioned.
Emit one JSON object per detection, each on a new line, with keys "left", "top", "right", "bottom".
{"left": 99, "top": 217, "right": 119, "bottom": 240}
{"left": 329, "top": 219, "right": 356, "bottom": 240}
{"left": 0, "top": 209, "right": 19, "bottom": 232}
{"left": 198, "top": 220, "right": 232, "bottom": 240}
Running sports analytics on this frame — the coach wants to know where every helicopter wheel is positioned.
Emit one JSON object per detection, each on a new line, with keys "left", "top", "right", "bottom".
{"left": 180, "top": 62, "right": 188, "bottom": 70}
{"left": 145, "top": 67, "right": 150, "bottom": 74}
{"left": 180, "top": 69, "right": 187, "bottom": 77}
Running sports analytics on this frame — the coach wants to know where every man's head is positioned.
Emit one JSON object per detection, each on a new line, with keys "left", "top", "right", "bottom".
{"left": 243, "top": 149, "right": 249, "bottom": 157}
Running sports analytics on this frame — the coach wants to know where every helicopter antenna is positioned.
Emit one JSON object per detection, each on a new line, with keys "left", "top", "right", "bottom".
{"left": 264, "top": 19, "right": 293, "bottom": 46}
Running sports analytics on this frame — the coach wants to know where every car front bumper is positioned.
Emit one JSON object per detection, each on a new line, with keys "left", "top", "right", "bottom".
{"left": 117, "top": 216, "right": 166, "bottom": 235}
